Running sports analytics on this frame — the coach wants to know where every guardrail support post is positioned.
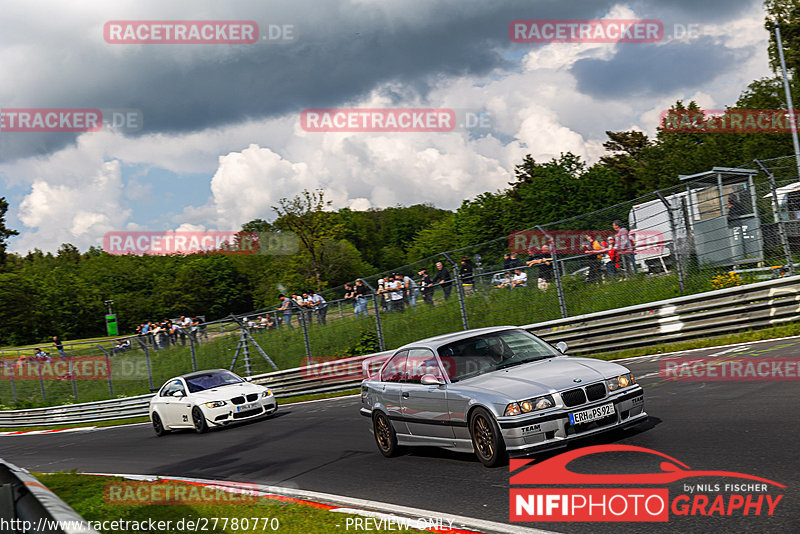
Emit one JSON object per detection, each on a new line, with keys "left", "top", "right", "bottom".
{"left": 757, "top": 159, "right": 795, "bottom": 276}
{"left": 442, "top": 252, "right": 470, "bottom": 330}
{"left": 656, "top": 191, "right": 686, "bottom": 292}
{"left": 134, "top": 336, "right": 154, "bottom": 391}
{"left": 537, "top": 226, "right": 569, "bottom": 318}
{"left": 95, "top": 344, "right": 114, "bottom": 397}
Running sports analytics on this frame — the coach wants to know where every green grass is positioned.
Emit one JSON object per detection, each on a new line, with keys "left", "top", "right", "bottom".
{"left": 35, "top": 473, "right": 426, "bottom": 534}
{"left": 2, "top": 269, "right": 792, "bottom": 409}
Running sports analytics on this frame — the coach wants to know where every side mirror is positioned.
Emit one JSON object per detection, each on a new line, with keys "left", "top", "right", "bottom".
{"left": 420, "top": 374, "right": 444, "bottom": 386}
{"left": 172, "top": 390, "right": 185, "bottom": 397}
{"left": 555, "top": 341, "right": 568, "bottom": 354}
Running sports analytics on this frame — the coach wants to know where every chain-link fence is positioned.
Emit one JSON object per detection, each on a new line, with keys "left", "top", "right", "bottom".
{"left": 3, "top": 158, "right": 799, "bottom": 408}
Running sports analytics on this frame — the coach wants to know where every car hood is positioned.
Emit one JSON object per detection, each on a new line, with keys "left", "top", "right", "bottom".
{"left": 456, "top": 356, "right": 628, "bottom": 399}
{"left": 190, "top": 382, "right": 265, "bottom": 401}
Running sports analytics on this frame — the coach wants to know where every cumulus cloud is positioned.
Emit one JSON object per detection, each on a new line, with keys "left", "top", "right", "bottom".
{"left": 15, "top": 160, "right": 130, "bottom": 251}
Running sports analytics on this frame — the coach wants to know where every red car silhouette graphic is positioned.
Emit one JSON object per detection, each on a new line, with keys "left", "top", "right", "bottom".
{"left": 510, "top": 444, "right": 785, "bottom": 487}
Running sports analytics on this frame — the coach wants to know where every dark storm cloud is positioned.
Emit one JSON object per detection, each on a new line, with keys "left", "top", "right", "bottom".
{"left": 570, "top": 36, "right": 753, "bottom": 99}
{"left": 0, "top": 0, "right": 762, "bottom": 161}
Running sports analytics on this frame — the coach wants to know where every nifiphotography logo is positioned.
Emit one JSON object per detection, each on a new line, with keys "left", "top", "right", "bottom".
{"left": 509, "top": 444, "right": 784, "bottom": 522}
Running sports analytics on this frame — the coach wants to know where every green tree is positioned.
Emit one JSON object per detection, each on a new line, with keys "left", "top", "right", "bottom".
{"left": 272, "top": 189, "right": 343, "bottom": 290}
{"left": 0, "top": 197, "right": 19, "bottom": 267}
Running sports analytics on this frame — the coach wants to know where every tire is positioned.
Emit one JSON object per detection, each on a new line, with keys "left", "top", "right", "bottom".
{"left": 192, "top": 406, "right": 209, "bottom": 434}
{"left": 372, "top": 411, "right": 401, "bottom": 457}
{"left": 469, "top": 407, "right": 507, "bottom": 467}
{"left": 151, "top": 412, "right": 167, "bottom": 437}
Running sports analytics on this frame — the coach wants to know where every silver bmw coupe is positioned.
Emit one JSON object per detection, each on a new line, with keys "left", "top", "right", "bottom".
{"left": 360, "top": 326, "right": 646, "bottom": 466}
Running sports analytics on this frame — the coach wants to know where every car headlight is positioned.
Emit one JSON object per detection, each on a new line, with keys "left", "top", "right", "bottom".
{"left": 606, "top": 373, "right": 635, "bottom": 392}
{"left": 204, "top": 400, "right": 226, "bottom": 408}
{"left": 504, "top": 395, "right": 555, "bottom": 416}
{"left": 262, "top": 389, "right": 272, "bottom": 397}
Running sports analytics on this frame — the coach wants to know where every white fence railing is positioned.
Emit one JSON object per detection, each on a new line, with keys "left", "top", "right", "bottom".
{"left": 1, "top": 276, "right": 798, "bottom": 428}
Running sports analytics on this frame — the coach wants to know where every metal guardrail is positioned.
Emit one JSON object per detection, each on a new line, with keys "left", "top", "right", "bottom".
{"left": 525, "top": 274, "right": 800, "bottom": 353}
{"left": 0, "top": 458, "right": 98, "bottom": 533}
{"left": 1, "top": 276, "right": 798, "bottom": 428}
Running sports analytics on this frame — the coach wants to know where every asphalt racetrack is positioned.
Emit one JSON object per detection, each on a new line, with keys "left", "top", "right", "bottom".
{"left": 2, "top": 337, "right": 799, "bottom": 533}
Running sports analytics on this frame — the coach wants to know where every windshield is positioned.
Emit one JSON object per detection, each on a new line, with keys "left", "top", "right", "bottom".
{"left": 437, "top": 329, "right": 560, "bottom": 382}
{"left": 185, "top": 371, "right": 243, "bottom": 393}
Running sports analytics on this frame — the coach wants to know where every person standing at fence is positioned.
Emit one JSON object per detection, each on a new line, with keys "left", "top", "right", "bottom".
{"left": 418, "top": 268, "right": 434, "bottom": 306}
{"left": 459, "top": 257, "right": 475, "bottom": 296}
{"left": 354, "top": 279, "right": 370, "bottom": 317}
{"left": 402, "top": 273, "right": 418, "bottom": 309}
{"left": 279, "top": 294, "right": 294, "bottom": 328}
{"left": 190, "top": 317, "right": 201, "bottom": 344}
{"left": 613, "top": 220, "right": 637, "bottom": 277}
{"left": 432, "top": 261, "right": 452, "bottom": 300}
{"left": 343, "top": 282, "right": 356, "bottom": 313}
{"left": 310, "top": 291, "right": 328, "bottom": 325}
{"left": 526, "top": 244, "right": 554, "bottom": 289}
{"left": 386, "top": 275, "right": 404, "bottom": 312}
{"left": 52, "top": 336, "right": 65, "bottom": 357}
{"left": 582, "top": 235, "right": 603, "bottom": 283}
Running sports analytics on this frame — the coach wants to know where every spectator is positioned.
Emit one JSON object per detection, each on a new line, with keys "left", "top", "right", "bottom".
{"left": 509, "top": 252, "right": 522, "bottom": 269}
{"left": 168, "top": 321, "right": 179, "bottom": 345}
{"left": 401, "top": 273, "right": 418, "bottom": 309}
{"left": 503, "top": 253, "right": 513, "bottom": 272}
{"left": 612, "top": 220, "right": 637, "bottom": 277}
{"left": 279, "top": 294, "right": 295, "bottom": 328}
{"left": 418, "top": 268, "right": 434, "bottom": 306}
{"left": 495, "top": 272, "right": 512, "bottom": 289}
{"left": 33, "top": 347, "right": 50, "bottom": 361}
{"left": 52, "top": 336, "right": 65, "bottom": 356}
{"left": 727, "top": 193, "right": 747, "bottom": 225}
{"left": 511, "top": 268, "right": 528, "bottom": 288}
{"left": 582, "top": 235, "right": 603, "bottom": 283}
{"left": 603, "top": 235, "right": 618, "bottom": 280}
{"left": 113, "top": 338, "right": 130, "bottom": 354}
{"left": 190, "top": 317, "right": 201, "bottom": 344}
{"left": 294, "top": 292, "right": 311, "bottom": 325}
{"left": 343, "top": 282, "right": 356, "bottom": 313}
{"left": 377, "top": 277, "right": 388, "bottom": 312}
{"left": 354, "top": 279, "right": 370, "bottom": 317}
{"left": 385, "top": 275, "right": 404, "bottom": 312}
{"left": 309, "top": 291, "right": 328, "bottom": 325}
{"left": 265, "top": 314, "right": 277, "bottom": 329}
{"left": 526, "top": 244, "right": 554, "bottom": 290}
{"left": 459, "top": 257, "right": 475, "bottom": 296}
{"left": 431, "top": 261, "right": 452, "bottom": 300}
{"left": 178, "top": 316, "right": 188, "bottom": 345}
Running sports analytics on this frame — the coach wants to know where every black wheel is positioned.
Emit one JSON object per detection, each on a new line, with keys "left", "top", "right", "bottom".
{"left": 469, "top": 407, "right": 507, "bottom": 467}
{"left": 192, "top": 406, "right": 208, "bottom": 433}
{"left": 151, "top": 412, "right": 167, "bottom": 437}
{"left": 373, "top": 411, "right": 401, "bottom": 457}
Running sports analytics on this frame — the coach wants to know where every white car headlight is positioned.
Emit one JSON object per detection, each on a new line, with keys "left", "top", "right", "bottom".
{"left": 606, "top": 373, "right": 635, "bottom": 391}
{"left": 204, "top": 400, "right": 227, "bottom": 408}
{"left": 504, "top": 395, "right": 555, "bottom": 416}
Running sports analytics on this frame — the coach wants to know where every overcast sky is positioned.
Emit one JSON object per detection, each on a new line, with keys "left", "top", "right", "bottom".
{"left": 0, "top": 0, "right": 773, "bottom": 253}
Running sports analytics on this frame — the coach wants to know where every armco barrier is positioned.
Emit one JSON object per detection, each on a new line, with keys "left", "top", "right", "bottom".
{"left": 1, "top": 276, "right": 798, "bottom": 428}
{"left": 0, "top": 458, "right": 98, "bottom": 533}
{"left": 526, "top": 274, "right": 800, "bottom": 353}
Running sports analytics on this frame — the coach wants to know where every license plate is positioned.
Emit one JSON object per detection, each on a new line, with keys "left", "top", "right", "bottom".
{"left": 237, "top": 402, "right": 257, "bottom": 412}
{"left": 569, "top": 403, "right": 615, "bottom": 425}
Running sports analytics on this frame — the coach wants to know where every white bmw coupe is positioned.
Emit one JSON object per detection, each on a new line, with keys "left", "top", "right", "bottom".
{"left": 149, "top": 369, "right": 277, "bottom": 435}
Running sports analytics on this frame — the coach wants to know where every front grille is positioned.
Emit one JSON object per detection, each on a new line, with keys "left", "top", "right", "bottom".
{"left": 246, "top": 393, "right": 258, "bottom": 402}
{"left": 233, "top": 407, "right": 263, "bottom": 419}
{"left": 586, "top": 383, "right": 606, "bottom": 401}
{"left": 230, "top": 396, "right": 245, "bottom": 405}
{"left": 561, "top": 388, "right": 587, "bottom": 407}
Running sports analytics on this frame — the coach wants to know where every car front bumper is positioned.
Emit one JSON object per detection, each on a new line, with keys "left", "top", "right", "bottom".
{"left": 205, "top": 397, "right": 278, "bottom": 426}
{"left": 498, "top": 387, "right": 646, "bottom": 457}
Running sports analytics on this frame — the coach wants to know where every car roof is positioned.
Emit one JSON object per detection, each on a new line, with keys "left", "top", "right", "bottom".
{"left": 178, "top": 369, "right": 231, "bottom": 380}
{"left": 396, "top": 325, "right": 521, "bottom": 350}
